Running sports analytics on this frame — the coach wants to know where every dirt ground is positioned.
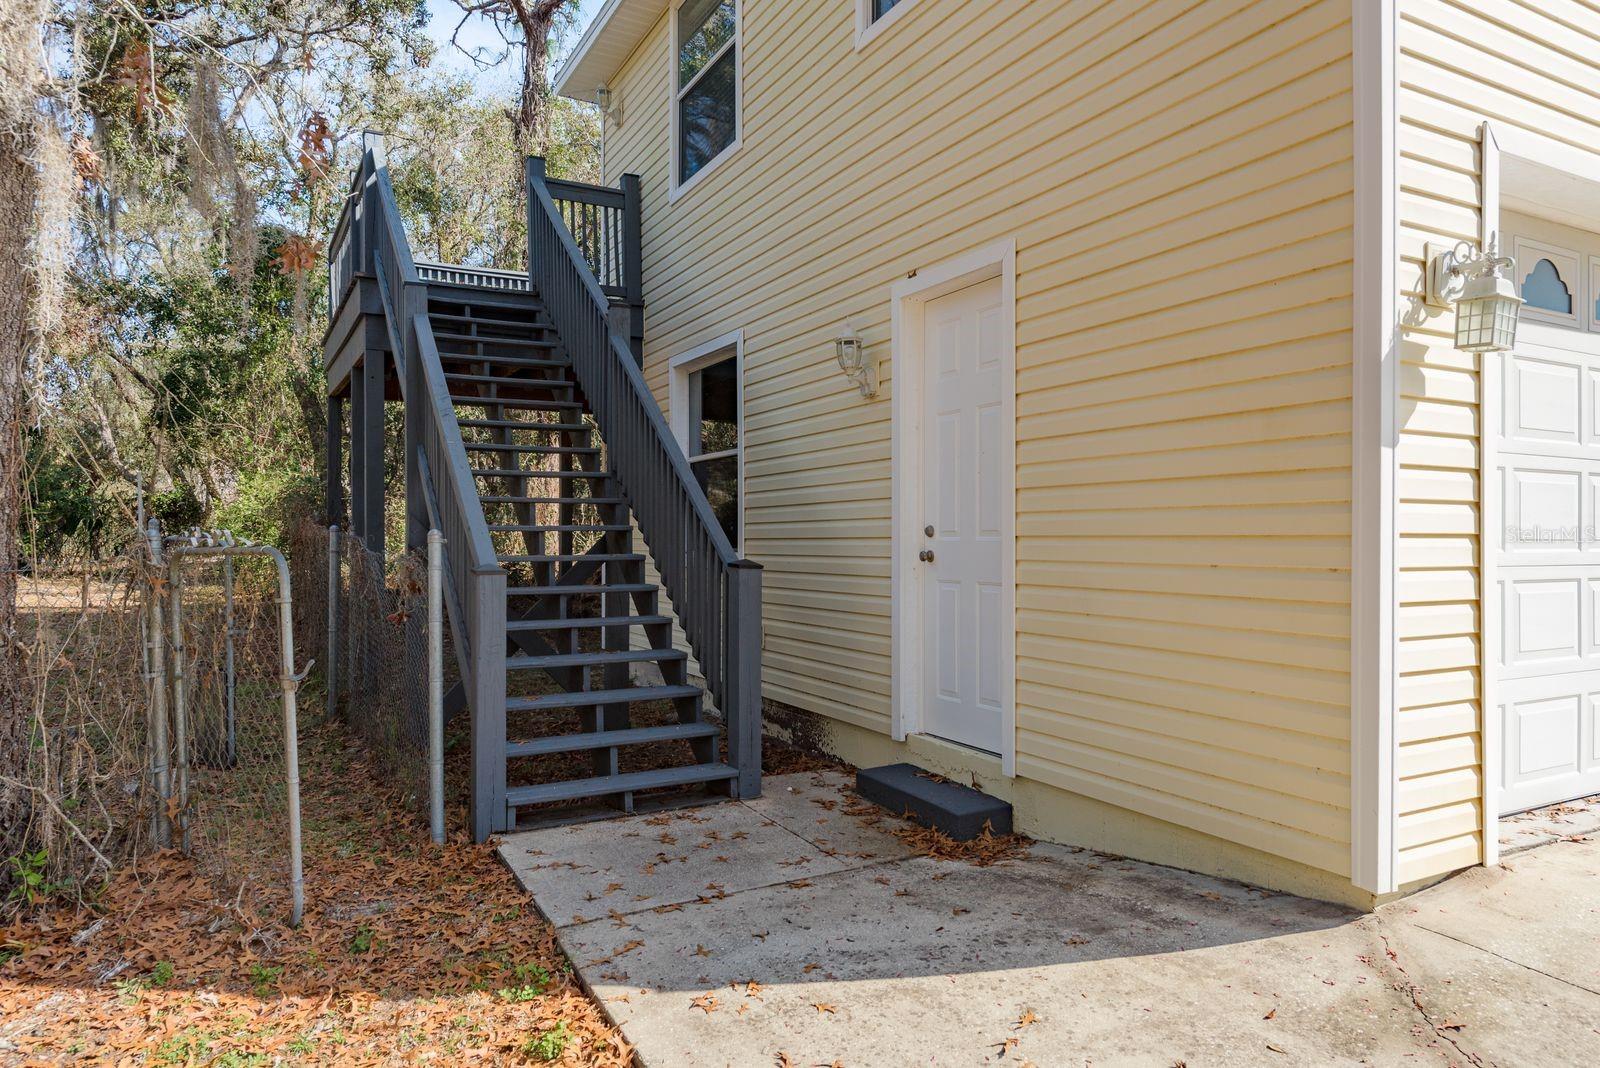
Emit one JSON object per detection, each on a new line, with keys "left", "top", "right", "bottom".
{"left": 0, "top": 723, "right": 630, "bottom": 1066}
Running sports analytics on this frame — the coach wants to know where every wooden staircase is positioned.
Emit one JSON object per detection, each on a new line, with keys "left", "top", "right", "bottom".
{"left": 430, "top": 287, "right": 738, "bottom": 822}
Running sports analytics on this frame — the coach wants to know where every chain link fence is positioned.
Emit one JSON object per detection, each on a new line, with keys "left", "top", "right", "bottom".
{"left": 11, "top": 553, "right": 153, "bottom": 906}
{"left": 162, "top": 536, "right": 305, "bottom": 923}
{"left": 287, "top": 519, "right": 450, "bottom": 826}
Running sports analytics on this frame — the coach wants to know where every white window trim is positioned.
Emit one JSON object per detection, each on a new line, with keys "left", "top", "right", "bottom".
{"left": 669, "top": 0, "right": 742, "bottom": 204}
{"left": 889, "top": 239, "right": 1016, "bottom": 778}
{"left": 669, "top": 329, "right": 745, "bottom": 554}
{"left": 855, "top": 0, "right": 920, "bottom": 50}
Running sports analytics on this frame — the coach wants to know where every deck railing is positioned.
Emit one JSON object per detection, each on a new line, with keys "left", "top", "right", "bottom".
{"left": 526, "top": 156, "right": 762, "bottom": 798}
{"left": 543, "top": 172, "right": 644, "bottom": 364}
{"left": 415, "top": 261, "right": 531, "bottom": 292}
{"left": 329, "top": 142, "right": 509, "bottom": 838}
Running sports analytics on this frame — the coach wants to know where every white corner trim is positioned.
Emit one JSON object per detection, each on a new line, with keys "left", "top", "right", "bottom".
{"left": 668, "top": 329, "right": 745, "bottom": 555}
{"left": 1350, "top": 0, "right": 1399, "bottom": 896}
{"left": 855, "top": 0, "right": 920, "bottom": 50}
{"left": 889, "top": 238, "right": 1018, "bottom": 777}
{"left": 1479, "top": 122, "right": 1502, "bottom": 869}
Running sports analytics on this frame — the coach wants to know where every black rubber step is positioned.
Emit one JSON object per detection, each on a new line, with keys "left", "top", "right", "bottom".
{"left": 506, "top": 683, "right": 699, "bottom": 712}
{"left": 505, "top": 762, "right": 737, "bottom": 808}
{"left": 505, "top": 721, "right": 717, "bottom": 759}
{"left": 506, "top": 613, "right": 669, "bottom": 632}
{"left": 507, "top": 648, "right": 687, "bottom": 671}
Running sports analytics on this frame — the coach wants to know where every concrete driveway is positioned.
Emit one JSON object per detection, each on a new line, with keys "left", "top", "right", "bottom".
{"left": 500, "top": 771, "right": 1600, "bottom": 1067}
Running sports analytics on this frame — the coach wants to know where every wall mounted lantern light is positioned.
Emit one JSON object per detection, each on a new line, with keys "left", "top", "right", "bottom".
{"left": 594, "top": 85, "right": 621, "bottom": 124}
{"left": 1425, "top": 236, "right": 1523, "bottom": 353}
{"left": 835, "top": 328, "right": 877, "bottom": 398}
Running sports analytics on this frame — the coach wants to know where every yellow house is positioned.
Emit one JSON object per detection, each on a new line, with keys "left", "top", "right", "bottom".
{"left": 538, "top": 0, "right": 1600, "bottom": 909}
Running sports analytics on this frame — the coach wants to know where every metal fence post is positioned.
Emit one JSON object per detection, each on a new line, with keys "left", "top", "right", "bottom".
{"left": 144, "top": 519, "right": 171, "bottom": 848}
{"left": 267, "top": 548, "right": 307, "bottom": 927}
{"left": 168, "top": 556, "right": 191, "bottom": 853}
{"left": 223, "top": 554, "right": 237, "bottom": 768}
{"left": 428, "top": 530, "right": 445, "bottom": 845}
{"left": 326, "top": 524, "right": 340, "bottom": 721}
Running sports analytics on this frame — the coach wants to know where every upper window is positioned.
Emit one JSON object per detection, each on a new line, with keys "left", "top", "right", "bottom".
{"left": 857, "top": 0, "right": 919, "bottom": 47}
{"left": 671, "top": 334, "right": 744, "bottom": 549}
{"left": 674, "top": 0, "right": 739, "bottom": 189}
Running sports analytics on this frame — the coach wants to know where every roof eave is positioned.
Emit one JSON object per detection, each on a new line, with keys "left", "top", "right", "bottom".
{"left": 554, "top": 0, "right": 665, "bottom": 102}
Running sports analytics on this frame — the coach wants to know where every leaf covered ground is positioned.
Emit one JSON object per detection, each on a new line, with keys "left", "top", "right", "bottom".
{"left": 0, "top": 724, "right": 630, "bottom": 1066}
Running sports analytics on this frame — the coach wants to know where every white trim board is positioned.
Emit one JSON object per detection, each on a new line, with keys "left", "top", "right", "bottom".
{"left": 1350, "top": 0, "right": 1398, "bottom": 895}
{"left": 668, "top": 328, "right": 745, "bottom": 556}
{"left": 889, "top": 239, "right": 1017, "bottom": 778}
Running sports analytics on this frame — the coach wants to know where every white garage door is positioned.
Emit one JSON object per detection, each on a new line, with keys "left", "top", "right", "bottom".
{"left": 1494, "top": 339, "right": 1600, "bottom": 814}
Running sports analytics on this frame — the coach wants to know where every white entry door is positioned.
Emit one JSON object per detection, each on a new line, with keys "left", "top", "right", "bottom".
{"left": 920, "top": 277, "right": 1006, "bottom": 753}
{"left": 1493, "top": 339, "right": 1600, "bottom": 813}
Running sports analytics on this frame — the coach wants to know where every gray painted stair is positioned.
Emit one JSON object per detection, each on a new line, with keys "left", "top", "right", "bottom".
{"left": 430, "top": 290, "right": 738, "bottom": 825}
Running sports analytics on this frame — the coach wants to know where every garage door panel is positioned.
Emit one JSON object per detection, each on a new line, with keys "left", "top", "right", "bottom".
{"left": 1497, "top": 671, "right": 1600, "bottom": 814}
{"left": 1493, "top": 337, "right": 1600, "bottom": 814}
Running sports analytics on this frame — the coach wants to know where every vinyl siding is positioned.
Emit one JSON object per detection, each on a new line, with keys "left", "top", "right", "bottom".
{"left": 1394, "top": 0, "right": 1600, "bottom": 884}
{"left": 605, "top": 0, "right": 1356, "bottom": 877}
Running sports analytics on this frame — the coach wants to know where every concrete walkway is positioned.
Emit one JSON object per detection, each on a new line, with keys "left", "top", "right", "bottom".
{"left": 500, "top": 771, "right": 1600, "bottom": 1066}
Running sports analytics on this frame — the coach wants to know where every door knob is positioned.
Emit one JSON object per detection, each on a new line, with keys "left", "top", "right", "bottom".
{"left": 919, "top": 549, "right": 934, "bottom": 562}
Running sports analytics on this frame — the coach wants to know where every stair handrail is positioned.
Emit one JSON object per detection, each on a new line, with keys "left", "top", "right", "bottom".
{"left": 344, "top": 140, "right": 510, "bottom": 836}
{"left": 526, "top": 156, "right": 762, "bottom": 798}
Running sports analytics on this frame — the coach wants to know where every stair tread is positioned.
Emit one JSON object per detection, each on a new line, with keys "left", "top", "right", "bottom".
{"left": 458, "top": 419, "right": 591, "bottom": 432}
{"left": 507, "top": 683, "right": 700, "bottom": 711}
{"left": 428, "top": 310, "right": 551, "bottom": 330}
{"left": 498, "top": 552, "right": 643, "bottom": 564}
{"left": 506, "top": 762, "right": 737, "bottom": 807}
{"left": 489, "top": 522, "right": 629, "bottom": 532}
{"left": 466, "top": 442, "right": 599, "bottom": 453}
{"left": 507, "top": 614, "right": 670, "bottom": 631}
{"left": 507, "top": 648, "right": 687, "bottom": 670}
{"left": 506, "top": 722, "right": 717, "bottom": 758}
{"left": 506, "top": 583, "right": 655, "bottom": 596}
{"left": 445, "top": 372, "right": 574, "bottom": 387}
{"left": 473, "top": 468, "right": 609, "bottom": 479}
{"left": 479, "top": 495, "right": 624, "bottom": 505}
{"left": 450, "top": 396, "right": 585, "bottom": 409}
{"left": 431, "top": 330, "right": 558, "bottom": 348}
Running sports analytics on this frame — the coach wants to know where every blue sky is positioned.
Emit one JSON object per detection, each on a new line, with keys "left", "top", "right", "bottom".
{"left": 423, "top": 0, "right": 606, "bottom": 95}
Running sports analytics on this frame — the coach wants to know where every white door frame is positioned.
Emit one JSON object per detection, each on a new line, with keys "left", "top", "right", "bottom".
{"left": 889, "top": 239, "right": 1017, "bottom": 776}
